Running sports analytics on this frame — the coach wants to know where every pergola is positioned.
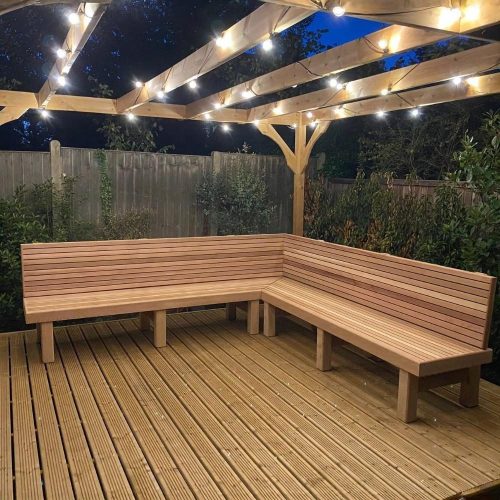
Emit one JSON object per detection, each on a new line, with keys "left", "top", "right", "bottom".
{"left": 1, "top": 0, "right": 499, "bottom": 235}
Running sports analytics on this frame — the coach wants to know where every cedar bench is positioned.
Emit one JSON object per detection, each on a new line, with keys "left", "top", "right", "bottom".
{"left": 261, "top": 235, "right": 496, "bottom": 422}
{"left": 21, "top": 234, "right": 495, "bottom": 422}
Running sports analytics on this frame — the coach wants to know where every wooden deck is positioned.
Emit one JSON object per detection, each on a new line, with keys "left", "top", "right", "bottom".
{"left": 1, "top": 309, "right": 500, "bottom": 499}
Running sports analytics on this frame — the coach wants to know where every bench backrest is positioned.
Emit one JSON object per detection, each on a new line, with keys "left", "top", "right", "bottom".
{"left": 283, "top": 235, "right": 496, "bottom": 349}
{"left": 21, "top": 234, "right": 283, "bottom": 298}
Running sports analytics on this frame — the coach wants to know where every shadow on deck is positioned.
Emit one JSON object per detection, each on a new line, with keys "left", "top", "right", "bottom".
{"left": 1, "top": 308, "right": 499, "bottom": 499}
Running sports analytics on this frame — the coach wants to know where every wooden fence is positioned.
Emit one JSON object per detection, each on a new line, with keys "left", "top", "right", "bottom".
{"left": 0, "top": 142, "right": 477, "bottom": 237}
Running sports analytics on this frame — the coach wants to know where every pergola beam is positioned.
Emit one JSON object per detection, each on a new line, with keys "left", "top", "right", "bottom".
{"left": 259, "top": 0, "right": 500, "bottom": 37}
{"left": 0, "top": 1, "right": 109, "bottom": 16}
{"left": 249, "top": 42, "right": 500, "bottom": 121}
{"left": 185, "top": 25, "right": 448, "bottom": 119}
{"left": 116, "top": 4, "right": 312, "bottom": 113}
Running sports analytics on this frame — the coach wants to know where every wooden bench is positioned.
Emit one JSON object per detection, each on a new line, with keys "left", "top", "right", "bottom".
{"left": 22, "top": 234, "right": 495, "bottom": 422}
{"left": 21, "top": 235, "right": 283, "bottom": 363}
{"left": 261, "top": 235, "right": 496, "bottom": 422}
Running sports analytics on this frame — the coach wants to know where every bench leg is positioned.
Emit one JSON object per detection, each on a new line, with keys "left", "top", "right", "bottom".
{"left": 139, "top": 312, "right": 152, "bottom": 331}
{"left": 316, "top": 328, "right": 332, "bottom": 371}
{"left": 247, "top": 300, "right": 260, "bottom": 335}
{"left": 39, "top": 322, "right": 54, "bottom": 363}
{"left": 226, "top": 303, "right": 237, "bottom": 321}
{"left": 153, "top": 310, "right": 167, "bottom": 348}
{"left": 263, "top": 302, "right": 276, "bottom": 337}
{"left": 459, "top": 366, "right": 481, "bottom": 408}
{"left": 397, "top": 370, "right": 419, "bottom": 423}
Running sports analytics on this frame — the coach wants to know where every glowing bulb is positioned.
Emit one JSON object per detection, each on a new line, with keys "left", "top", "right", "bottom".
{"left": 291, "top": 123, "right": 297, "bottom": 129}
{"left": 452, "top": 76, "right": 463, "bottom": 86}
{"left": 334, "top": 105, "right": 344, "bottom": 116}
{"left": 215, "top": 36, "right": 227, "bottom": 48}
{"left": 67, "top": 12, "right": 79, "bottom": 25}
{"left": 188, "top": 79, "right": 198, "bottom": 89}
{"left": 40, "top": 109, "right": 49, "bottom": 119}
{"left": 336, "top": 82, "right": 344, "bottom": 91}
{"left": 126, "top": 112, "right": 135, "bottom": 121}
{"left": 214, "top": 102, "right": 223, "bottom": 110}
{"left": 378, "top": 39, "right": 388, "bottom": 51}
{"left": 156, "top": 90, "right": 165, "bottom": 99}
{"left": 262, "top": 38, "right": 273, "bottom": 52}
{"left": 466, "top": 76, "right": 480, "bottom": 88}
{"left": 328, "top": 77, "right": 338, "bottom": 88}
{"left": 306, "top": 111, "right": 313, "bottom": 119}
{"left": 56, "top": 48, "right": 67, "bottom": 59}
{"left": 62, "top": 65, "right": 70, "bottom": 74}
{"left": 253, "top": 119, "right": 260, "bottom": 126}
{"left": 291, "top": 84, "right": 298, "bottom": 88}
{"left": 376, "top": 110, "right": 386, "bottom": 119}
{"left": 380, "top": 88, "right": 390, "bottom": 96}
{"left": 57, "top": 75, "right": 67, "bottom": 86}
{"left": 464, "top": 5, "right": 479, "bottom": 21}
{"left": 439, "top": 7, "right": 461, "bottom": 27}
{"left": 309, "top": 120, "right": 318, "bottom": 128}
{"left": 273, "top": 106, "right": 282, "bottom": 115}
{"left": 332, "top": 5, "right": 345, "bottom": 17}
{"left": 410, "top": 108, "right": 420, "bottom": 118}
{"left": 222, "top": 123, "right": 230, "bottom": 132}
{"left": 204, "top": 112, "right": 212, "bottom": 120}
{"left": 241, "top": 89, "right": 253, "bottom": 99}
{"left": 134, "top": 81, "right": 143, "bottom": 88}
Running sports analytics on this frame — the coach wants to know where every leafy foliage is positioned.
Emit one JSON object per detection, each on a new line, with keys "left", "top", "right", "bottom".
{"left": 197, "top": 156, "right": 275, "bottom": 235}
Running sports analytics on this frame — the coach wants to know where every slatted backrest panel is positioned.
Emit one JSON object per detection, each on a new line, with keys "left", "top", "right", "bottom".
{"left": 22, "top": 234, "right": 284, "bottom": 298}
{"left": 283, "top": 235, "right": 496, "bottom": 349}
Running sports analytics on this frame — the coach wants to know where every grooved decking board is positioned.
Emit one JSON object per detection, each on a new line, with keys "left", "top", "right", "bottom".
{"left": 2, "top": 310, "right": 500, "bottom": 499}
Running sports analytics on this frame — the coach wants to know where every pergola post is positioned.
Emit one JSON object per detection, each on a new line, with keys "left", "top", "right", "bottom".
{"left": 257, "top": 117, "right": 330, "bottom": 235}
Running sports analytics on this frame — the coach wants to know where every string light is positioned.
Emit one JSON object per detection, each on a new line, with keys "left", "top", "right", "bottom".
{"left": 380, "top": 87, "right": 391, "bottom": 96}
{"left": 376, "top": 110, "right": 386, "bottom": 119}
{"left": 67, "top": 12, "right": 79, "bottom": 25}
{"left": 464, "top": 5, "right": 480, "bottom": 21}
{"left": 253, "top": 119, "right": 260, "bottom": 126}
{"left": 332, "top": 4, "right": 345, "bottom": 17}
{"left": 40, "top": 109, "right": 49, "bottom": 119}
{"left": 214, "top": 102, "right": 223, "bottom": 110}
{"left": 410, "top": 107, "right": 420, "bottom": 118}
{"left": 56, "top": 48, "right": 67, "bottom": 59}
{"left": 126, "top": 112, "right": 136, "bottom": 121}
{"left": 306, "top": 111, "right": 313, "bottom": 119}
{"left": 215, "top": 34, "right": 231, "bottom": 49}
{"left": 328, "top": 77, "right": 338, "bottom": 88}
{"left": 309, "top": 120, "right": 318, "bottom": 128}
{"left": 439, "top": 7, "right": 461, "bottom": 27}
{"left": 262, "top": 38, "right": 273, "bottom": 52}
{"left": 204, "top": 112, "right": 212, "bottom": 120}
{"left": 156, "top": 90, "right": 165, "bottom": 99}
{"left": 291, "top": 84, "right": 298, "bottom": 88}
{"left": 134, "top": 81, "right": 144, "bottom": 88}
{"left": 188, "top": 79, "right": 198, "bottom": 89}
{"left": 273, "top": 106, "right": 282, "bottom": 115}
{"left": 378, "top": 39, "right": 389, "bottom": 52}
{"left": 57, "top": 75, "right": 67, "bottom": 86}
{"left": 222, "top": 123, "right": 230, "bottom": 132}
{"left": 336, "top": 82, "right": 345, "bottom": 91}
{"left": 452, "top": 76, "right": 463, "bottom": 86}
{"left": 466, "top": 76, "right": 480, "bottom": 88}
{"left": 291, "top": 123, "right": 297, "bottom": 129}
{"left": 241, "top": 89, "right": 253, "bottom": 99}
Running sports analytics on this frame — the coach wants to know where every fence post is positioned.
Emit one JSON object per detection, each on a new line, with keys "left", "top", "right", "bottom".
{"left": 50, "top": 140, "right": 63, "bottom": 189}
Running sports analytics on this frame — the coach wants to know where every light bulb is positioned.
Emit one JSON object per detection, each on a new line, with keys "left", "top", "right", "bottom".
{"left": 57, "top": 75, "right": 67, "bottom": 86}
{"left": 291, "top": 123, "right": 297, "bottom": 129}
{"left": 156, "top": 90, "right": 165, "bottom": 99}
{"left": 62, "top": 65, "right": 70, "bottom": 74}
{"left": 306, "top": 111, "right": 313, "bottom": 119}
{"left": 262, "top": 38, "right": 273, "bottom": 52}
{"left": 291, "top": 84, "right": 298, "bottom": 88}
{"left": 40, "top": 109, "right": 49, "bottom": 119}
{"left": 452, "top": 76, "right": 463, "bottom": 86}
{"left": 273, "top": 106, "right": 282, "bottom": 115}
{"left": 253, "top": 120, "right": 260, "bottom": 126}
{"left": 376, "top": 110, "right": 386, "bottom": 119}
{"left": 464, "top": 5, "right": 479, "bottom": 21}
{"left": 67, "top": 12, "right": 79, "bottom": 25}
{"left": 309, "top": 121, "right": 318, "bottom": 128}
{"left": 332, "top": 5, "right": 345, "bottom": 17}
{"left": 134, "top": 81, "right": 143, "bottom": 88}
{"left": 126, "top": 112, "right": 135, "bottom": 121}
{"left": 378, "top": 39, "right": 388, "bottom": 51}
{"left": 410, "top": 108, "right": 420, "bottom": 118}
{"left": 241, "top": 90, "right": 253, "bottom": 99}
{"left": 328, "top": 77, "right": 338, "bottom": 88}
{"left": 222, "top": 124, "right": 230, "bottom": 132}
{"left": 466, "top": 76, "right": 480, "bottom": 88}
{"left": 439, "top": 7, "right": 461, "bottom": 27}
{"left": 56, "top": 48, "right": 67, "bottom": 59}
{"left": 188, "top": 79, "right": 198, "bottom": 89}
{"left": 336, "top": 82, "right": 344, "bottom": 91}
{"left": 214, "top": 102, "right": 223, "bottom": 110}
{"left": 204, "top": 112, "right": 212, "bottom": 120}
{"left": 380, "top": 88, "right": 390, "bottom": 96}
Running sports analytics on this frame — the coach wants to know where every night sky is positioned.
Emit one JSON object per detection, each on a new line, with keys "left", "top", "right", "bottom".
{"left": 0, "top": 3, "right": 402, "bottom": 154}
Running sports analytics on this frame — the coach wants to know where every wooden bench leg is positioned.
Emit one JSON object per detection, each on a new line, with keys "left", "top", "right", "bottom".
{"left": 459, "top": 366, "right": 481, "bottom": 408}
{"left": 39, "top": 322, "right": 54, "bottom": 363}
{"left": 153, "top": 310, "right": 167, "bottom": 348}
{"left": 226, "top": 303, "right": 237, "bottom": 321}
{"left": 397, "top": 370, "right": 419, "bottom": 423}
{"left": 247, "top": 300, "right": 260, "bottom": 335}
{"left": 316, "top": 328, "right": 332, "bottom": 371}
{"left": 139, "top": 312, "right": 152, "bottom": 331}
{"left": 263, "top": 302, "right": 276, "bottom": 337}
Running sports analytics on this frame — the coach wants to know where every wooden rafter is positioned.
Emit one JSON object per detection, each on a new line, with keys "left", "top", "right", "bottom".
{"left": 185, "top": 25, "right": 448, "bottom": 119}
{"left": 313, "top": 72, "right": 500, "bottom": 122}
{"left": 259, "top": 0, "right": 500, "bottom": 37}
{"left": 0, "top": 0, "right": 108, "bottom": 16}
{"left": 249, "top": 42, "right": 500, "bottom": 121}
{"left": 115, "top": 3, "right": 312, "bottom": 113}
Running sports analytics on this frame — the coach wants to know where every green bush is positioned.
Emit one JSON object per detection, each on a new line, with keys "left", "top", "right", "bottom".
{"left": 305, "top": 112, "right": 500, "bottom": 383}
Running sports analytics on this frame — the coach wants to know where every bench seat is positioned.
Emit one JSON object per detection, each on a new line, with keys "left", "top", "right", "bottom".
{"left": 262, "top": 278, "right": 492, "bottom": 377}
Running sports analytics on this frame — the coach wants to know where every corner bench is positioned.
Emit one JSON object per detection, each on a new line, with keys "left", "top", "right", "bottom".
{"left": 21, "top": 234, "right": 496, "bottom": 422}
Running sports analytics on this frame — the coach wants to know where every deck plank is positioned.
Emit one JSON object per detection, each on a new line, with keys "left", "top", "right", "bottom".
{"left": 2, "top": 310, "right": 500, "bottom": 499}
